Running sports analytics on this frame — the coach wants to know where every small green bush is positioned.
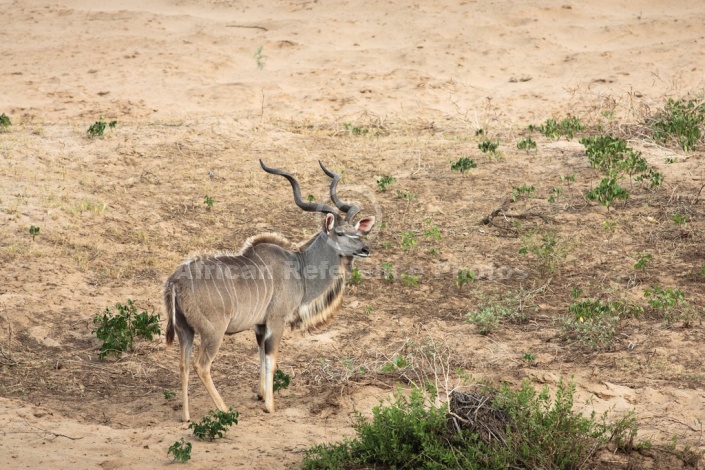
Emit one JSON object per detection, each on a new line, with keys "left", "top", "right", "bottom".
{"left": 87, "top": 117, "right": 117, "bottom": 138}
{"left": 273, "top": 369, "right": 291, "bottom": 393}
{"left": 0, "top": 113, "right": 11, "bottom": 129}
{"left": 376, "top": 175, "right": 395, "bottom": 191}
{"left": 529, "top": 116, "right": 584, "bottom": 140}
{"left": 648, "top": 98, "right": 705, "bottom": 151}
{"left": 92, "top": 299, "right": 160, "bottom": 360}
{"left": 189, "top": 408, "right": 239, "bottom": 441}
{"left": 167, "top": 438, "right": 192, "bottom": 463}
{"left": 450, "top": 157, "right": 477, "bottom": 174}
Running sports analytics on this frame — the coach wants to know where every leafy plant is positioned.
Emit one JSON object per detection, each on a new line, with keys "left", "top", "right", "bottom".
{"left": 163, "top": 390, "right": 177, "bottom": 400}
{"left": 396, "top": 190, "right": 417, "bottom": 202}
{"left": 306, "top": 194, "right": 316, "bottom": 203}
{"left": 529, "top": 116, "right": 584, "bottom": 140}
{"left": 478, "top": 139, "right": 500, "bottom": 158}
{"left": 423, "top": 221, "right": 441, "bottom": 242}
{"left": 634, "top": 253, "right": 653, "bottom": 272}
{"left": 167, "top": 438, "right": 192, "bottom": 463}
{"left": 343, "top": 122, "right": 369, "bottom": 135}
{"left": 644, "top": 286, "right": 702, "bottom": 327}
{"left": 189, "top": 408, "right": 239, "bottom": 441}
{"left": 511, "top": 184, "right": 535, "bottom": 202}
{"left": 516, "top": 137, "right": 537, "bottom": 152}
{"left": 648, "top": 98, "right": 705, "bottom": 151}
{"left": 560, "top": 174, "right": 576, "bottom": 183}
{"left": 519, "top": 231, "right": 568, "bottom": 277}
{"left": 456, "top": 268, "right": 476, "bottom": 287}
{"left": 92, "top": 299, "right": 161, "bottom": 360}
{"left": 0, "top": 113, "right": 11, "bottom": 129}
{"left": 450, "top": 157, "right": 477, "bottom": 174}
{"left": 87, "top": 116, "right": 117, "bottom": 138}
{"left": 672, "top": 212, "right": 689, "bottom": 225}
{"left": 580, "top": 135, "right": 663, "bottom": 189}
{"left": 253, "top": 46, "right": 267, "bottom": 70}
{"left": 547, "top": 187, "right": 563, "bottom": 203}
{"left": 586, "top": 177, "right": 629, "bottom": 211}
{"left": 348, "top": 266, "right": 362, "bottom": 285}
{"left": 29, "top": 225, "right": 40, "bottom": 240}
{"left": 522, "top": 353, "right": 536, "bottom": 364}
{"left": 564, "top": 299, "right": 625, "bottom": 350}
{"left": 380, "top": 355, "right": 409, "bottom": 373}
{"left": 273, "top": 369, "right": 290, "bottom": 393}
{"left": 203, "top": 194, "right": 214, "bottom": 209}
{"left": 400, "top": 231, "right": 417, "bottom": 252}
{"left": 376, "top": 175, "right": 396, "bottom": 191}
{"left": 466, "top": 290, "right": 535, "bottom": 335}
{"left": 401, "top": 273, "right": 419, "bottom": 287}
{"left": 381, "top": 262, "right": 394, "bottom": 282}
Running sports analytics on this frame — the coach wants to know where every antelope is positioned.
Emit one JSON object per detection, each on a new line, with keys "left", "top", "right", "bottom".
{"left": 164, "top": 160, "right": 375, "bottom": 421}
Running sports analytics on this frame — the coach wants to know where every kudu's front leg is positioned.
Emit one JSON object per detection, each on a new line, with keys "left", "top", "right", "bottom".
{"left": 261, "top": 321, "right": 285, "bottom": 413}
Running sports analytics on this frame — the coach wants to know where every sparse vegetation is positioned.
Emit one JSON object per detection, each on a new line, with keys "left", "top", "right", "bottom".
{"left": 376, "top": 175, "right": 396, "bottom": 191}
{"left": 87, "top": 116, "right": 117, "bottom": 138}
{"left": 203, "top": 194, "right": 215, "bottom": 209}
{"left": 456, "top": 268, "right": 476, "bottom": 287}
{"left": 273, "top": 369, "right": 291, "bottom": 392}
{"left": 29, "top": 225, "right": 40, "bottom": 240}
{"left": 478, "top": 139, "right": 500, "bottom": 158}
{"left": 0, "top": 112, "right": 11, "bottom": 130}
{"left": 450, "top": 157, "right": 477, "bottom": 174}
{"left": 348, "top": 266, "right": 362, "bottom": 284}
{"left": 466, "top": 290, "right": 535, "bottom": 335}
{"left": 519, "top": 231, "right": 568, "bottom": 277}
{"left": 381, "top": 262, "right": 394, "bottom": 282}
{"left": 529, "top": 116, "right": 584, "bottom": 140}
{"left": 511, "top": 184, "right": 535, "bottom": 202}
{"left": 517, "top": 137, "right": 537, "bottom": 152}
{"left": 92, "top": 299, "right": 161, "bottom": 360}
{"left": 400, "top": 231, "right": 417, "bottom": 251}
{"left": 647, "top": 97, "right": 705, "bottom": 151}
{"left": 189, "top": 408, "right": 239, "bottom": 441}
{"left": 167, "top": 438, "right": 192, "bottom": 463}
{"left": 644, "top": 286, "right": 703, "bottom": 327}
{"left": 254, "top": 46, "right": 267, "bottom": 70}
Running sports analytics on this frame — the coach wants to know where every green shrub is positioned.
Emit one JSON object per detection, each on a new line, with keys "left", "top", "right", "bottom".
{"left": 167, "top": 438, "right": 192, "bottom": 463}
{"left": 189, "top": 408, "right": 239, "bottom": 441}
{"left": 376, "top": 175, "right": 396, "bottom": 191}
{"left": 92, "top": 299, "right": 160, "bottom": 360}
{"left": 529, "top": 116, "right": 584, "bottom": 140}
{"left": 273, "top": 369, "right": 291, "bottom": 392}
{"left": 0, "top": 113, "right": 11, "bottom": 129}
{"left": 648, "top": 98, "right": 705, "bottom": 151}
{"left": 450, "top": 157, "right": 477, "bottom": 174}
{"left": 302, "top": 379, "right": 639, "bottom": 470}
{"left": 87, "top": 116, "right": 117, "bottom": 138}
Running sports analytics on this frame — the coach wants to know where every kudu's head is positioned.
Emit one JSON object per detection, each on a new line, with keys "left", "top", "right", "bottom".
{"left": 260, "top": 160, "right": 375, "bottom": 259}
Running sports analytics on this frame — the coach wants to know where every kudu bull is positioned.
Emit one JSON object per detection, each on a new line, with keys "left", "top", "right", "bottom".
{"left": 164, "top": 160, "right": 375, "bottom": 421}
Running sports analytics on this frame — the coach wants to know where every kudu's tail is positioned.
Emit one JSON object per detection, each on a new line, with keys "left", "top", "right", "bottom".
{"left": 164, "top": 282, "right": 176, "bottom": 346}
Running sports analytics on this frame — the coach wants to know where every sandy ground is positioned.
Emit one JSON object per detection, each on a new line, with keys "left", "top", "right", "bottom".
{"left": 1, "top": 0, "right": 705, "bottom": 468}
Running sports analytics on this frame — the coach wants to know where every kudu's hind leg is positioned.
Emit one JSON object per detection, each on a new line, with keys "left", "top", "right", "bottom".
{"left": 254, "top": 324, "right": 267, "bottom": 400}
{"left": 176, "top": 327, "right": 195, "bottom": 422}
{"left": 193, "top": 334, "right": 229, "bottom": 413}
{"left": 262, "top": 321, "right": 285, "bottom": 413}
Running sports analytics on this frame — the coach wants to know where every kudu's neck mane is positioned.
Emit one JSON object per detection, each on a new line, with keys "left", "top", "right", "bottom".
{"left": 294, "top": 232, "right": 347, "bottom": 331}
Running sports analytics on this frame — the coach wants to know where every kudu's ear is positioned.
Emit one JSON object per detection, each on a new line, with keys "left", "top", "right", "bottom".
{"left": 355, "top": 216, "right": 375, "bottom": 235}
{"left": 324, "top": 213, "right": 336, "bottom": 233}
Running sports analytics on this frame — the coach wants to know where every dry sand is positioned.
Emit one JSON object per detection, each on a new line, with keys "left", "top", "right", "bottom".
{"left": 1, "top": 0, "right": 705, "bottom": 468}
